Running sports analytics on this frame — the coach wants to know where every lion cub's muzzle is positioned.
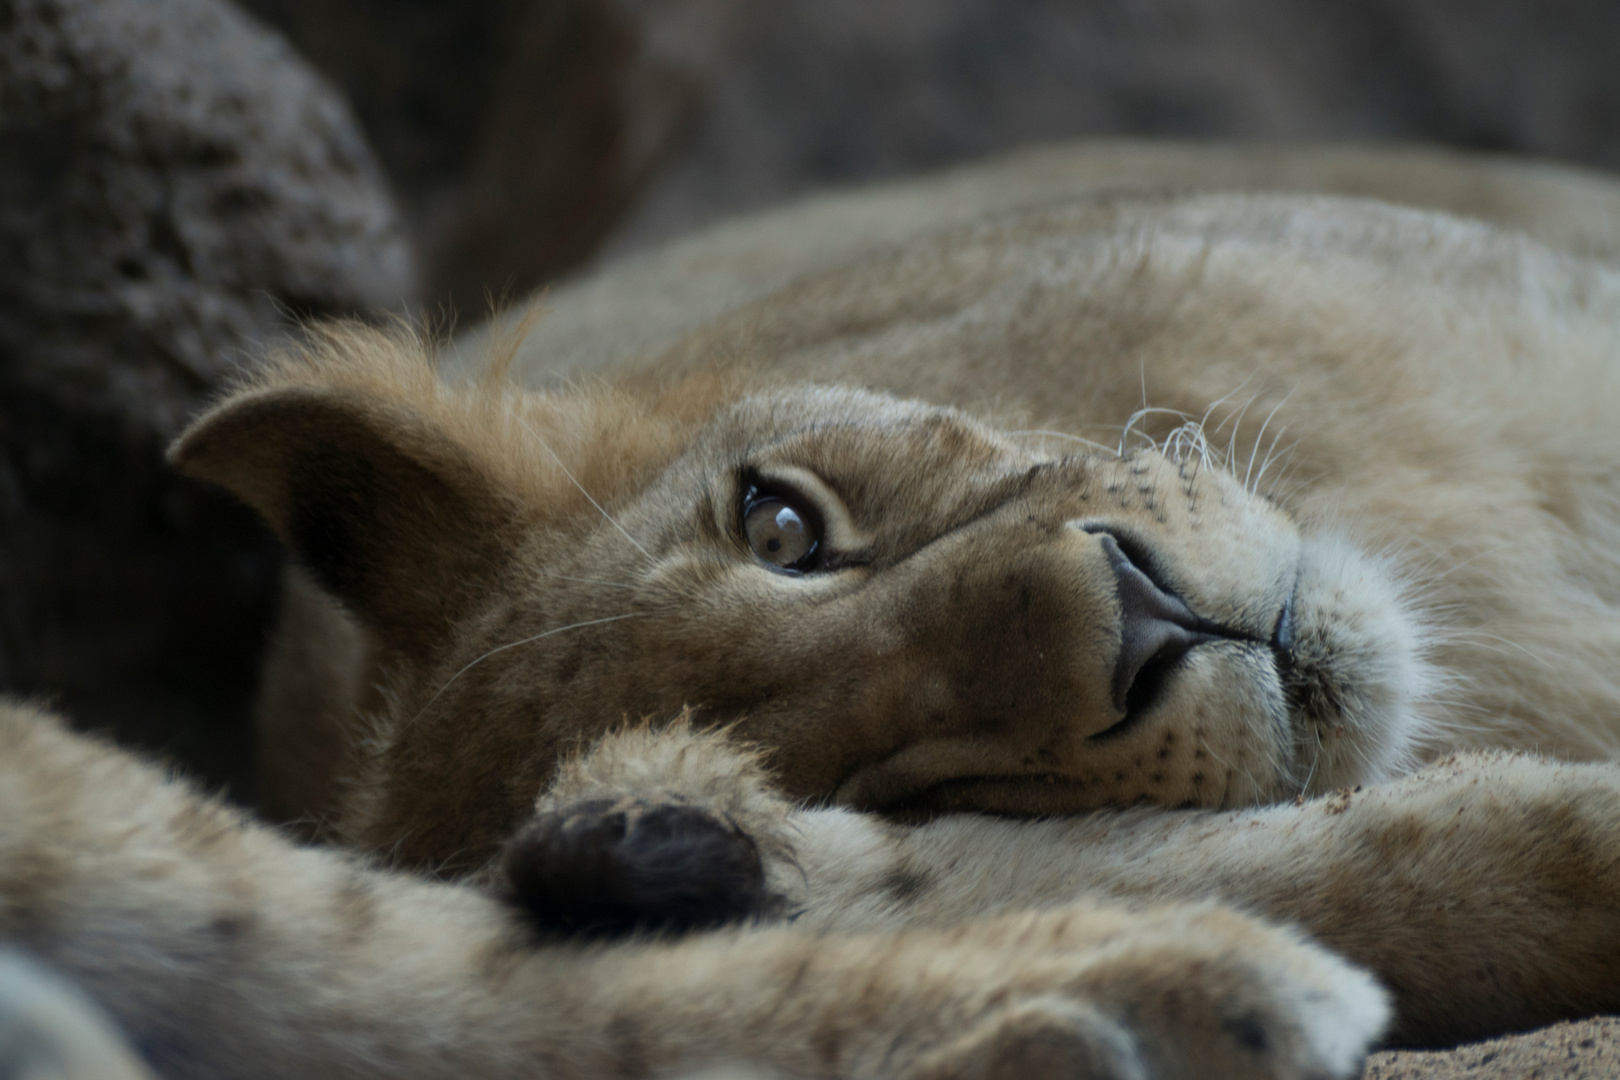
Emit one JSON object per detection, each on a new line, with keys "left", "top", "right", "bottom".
{"left": 824, "top": 492, "right": 1302, "bottom": 816}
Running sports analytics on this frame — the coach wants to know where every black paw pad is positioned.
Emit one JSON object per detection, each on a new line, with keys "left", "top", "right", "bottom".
{"left": 499, "top": 799, "right": 776, "bottom": 937}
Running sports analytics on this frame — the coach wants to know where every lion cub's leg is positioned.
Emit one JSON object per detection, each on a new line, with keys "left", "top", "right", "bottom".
{"left": 2, "top": 700, "right": 1386, "bottom": 1080}
{"left": 597, "top": 901, "right": 1389, "bottom": 1080}
{"left": 499, "top": 717, "right": 804, "bottom": 935}
{"left": 493, "top": 730, "right": 1386, "bottom": 1076}
{"left": 782, "top": 752, "right": 1620, "bottom": 1046}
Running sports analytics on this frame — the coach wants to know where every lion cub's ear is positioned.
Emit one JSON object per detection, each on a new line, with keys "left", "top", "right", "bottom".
{"left": 170, "top": 384, "right": 524, "bottom": 660}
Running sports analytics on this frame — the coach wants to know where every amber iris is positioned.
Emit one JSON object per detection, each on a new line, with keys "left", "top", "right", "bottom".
{"left": 744, "top": 493, "right": 820, "bottom": 570}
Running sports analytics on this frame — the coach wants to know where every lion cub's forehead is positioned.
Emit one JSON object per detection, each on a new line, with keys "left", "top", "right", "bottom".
{"left": 603, "top": 383, "right": 1059, "bottom": 556}
{"left": 716, "top": 384, "right": 1043, "bottom": 472}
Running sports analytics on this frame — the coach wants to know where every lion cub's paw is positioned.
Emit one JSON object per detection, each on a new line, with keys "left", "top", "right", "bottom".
{"left": 1067, "top": 906, "right": 1388, "bottom": 1080}
{"left": 500, "top": 719, "right": 800, "bottom": 936}
{"left": 501, "top": 794, "right": 786, "bottom": 935}
{"left": 895, "top": 905, "right": 1388, "bottom": 1080}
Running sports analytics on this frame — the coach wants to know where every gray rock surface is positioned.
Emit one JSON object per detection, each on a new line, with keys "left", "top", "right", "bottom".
{"left": 0, "top": 0, "right": 416, "bottom": 795}
{"left": 240, "top": 0, "right": 745, "bottom": 314}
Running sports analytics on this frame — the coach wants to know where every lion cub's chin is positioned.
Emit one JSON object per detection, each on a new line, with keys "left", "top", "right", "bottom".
{"left": 1283, "top": 532, "right": 1435, "bottom": 795}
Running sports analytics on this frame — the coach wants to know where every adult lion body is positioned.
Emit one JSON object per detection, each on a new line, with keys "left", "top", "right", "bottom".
{"left": 7, "top": 142, "right": 1620, "bottom": 1078}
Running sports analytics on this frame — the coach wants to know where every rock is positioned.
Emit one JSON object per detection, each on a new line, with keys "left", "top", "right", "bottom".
{"left": 239, "top": 0, "right": 746, "bottom": 314}
{"left": 0, "top": 0, "right": 416, "bottom": 797}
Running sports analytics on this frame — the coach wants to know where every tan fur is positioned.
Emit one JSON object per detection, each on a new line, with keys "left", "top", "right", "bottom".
{"left": 10, "top": 143, "right": 1620, "bottom": 1077}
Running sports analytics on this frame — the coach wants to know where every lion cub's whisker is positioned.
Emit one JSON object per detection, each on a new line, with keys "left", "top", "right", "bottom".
{"left": 1005, "top": 429, "right": 1121, "bottom": 458}
{"left": 1249, "top": 431, "right": 1298, "bottom": 495}
{"left": 542, "top": 572, "right": 638, "bottom": 590}
{"left": 1442, "top": 630, "right": 1558, "bottom": 671}
{"left": 1159, "top": 420, "right": 1214, "bottom": 468}
{"left": 1244, "top": 389, "right": 1297, "bottom": 494}
{"left": 1393, "top": 537, "right": 1515, "bottom": 592}
{"left": 1117, "top": 405, "right": 1197, "bottom": 456}
{"left": 1297, "top": 727, "right": 1324, "bottom": 797}
{"left": 1216, "top": 389, "right": 1266, "bottom": 476}
{"left": 404, "top": 613, "right": 644, "bottom": 730}
{"left": 1195, "top": 374, "right": 1258, "bottom": 441}
{"left": 519, "top": 416, "right": 653, "bottom": 562}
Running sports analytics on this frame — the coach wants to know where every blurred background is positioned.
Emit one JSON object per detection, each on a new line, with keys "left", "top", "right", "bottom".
{"left": 4, "top": 0, "right": 1619, "bottom": 801}
{"left": 246, "top": 0, "right": 1620, "bottom": 313}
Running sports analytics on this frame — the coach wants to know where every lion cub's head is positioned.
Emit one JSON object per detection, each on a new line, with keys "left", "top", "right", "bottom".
{"left": 173, "top": 324, "right": 1425, "bottom": 872}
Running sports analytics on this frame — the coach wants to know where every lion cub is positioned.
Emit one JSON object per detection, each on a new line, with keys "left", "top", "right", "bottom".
{"left": 11, "top": 148, "right": 1620, "bottom": 1079}
{"left": 184, "top": 164, "right": 1620, "bottom": 1056}
{"left": 177, "top": 281, "right": 1620, "bottom": 1051}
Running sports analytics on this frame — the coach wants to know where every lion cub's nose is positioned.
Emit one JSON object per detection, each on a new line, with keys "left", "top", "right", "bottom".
{"left": 1093, "top": 532, "right": 1217, "bottom": 720}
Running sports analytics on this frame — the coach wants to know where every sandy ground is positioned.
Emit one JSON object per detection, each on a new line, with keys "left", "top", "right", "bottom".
{"left": 1366, "top": 1017, "right": 1619, "bottom": 1079}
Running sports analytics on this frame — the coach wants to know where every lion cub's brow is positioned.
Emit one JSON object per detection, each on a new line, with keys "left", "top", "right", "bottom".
{"left": 709, "top": 389, "right": 1060, "bottom": 559}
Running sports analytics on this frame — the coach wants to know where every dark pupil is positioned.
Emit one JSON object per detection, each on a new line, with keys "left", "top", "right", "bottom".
{"left": 746, "top": 496, "right": 817, "bottom": 568}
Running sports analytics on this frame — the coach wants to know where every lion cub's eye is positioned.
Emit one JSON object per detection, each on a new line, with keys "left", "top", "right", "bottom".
{"left": 743, "top": 489, "right": 821, "bottom": 571}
